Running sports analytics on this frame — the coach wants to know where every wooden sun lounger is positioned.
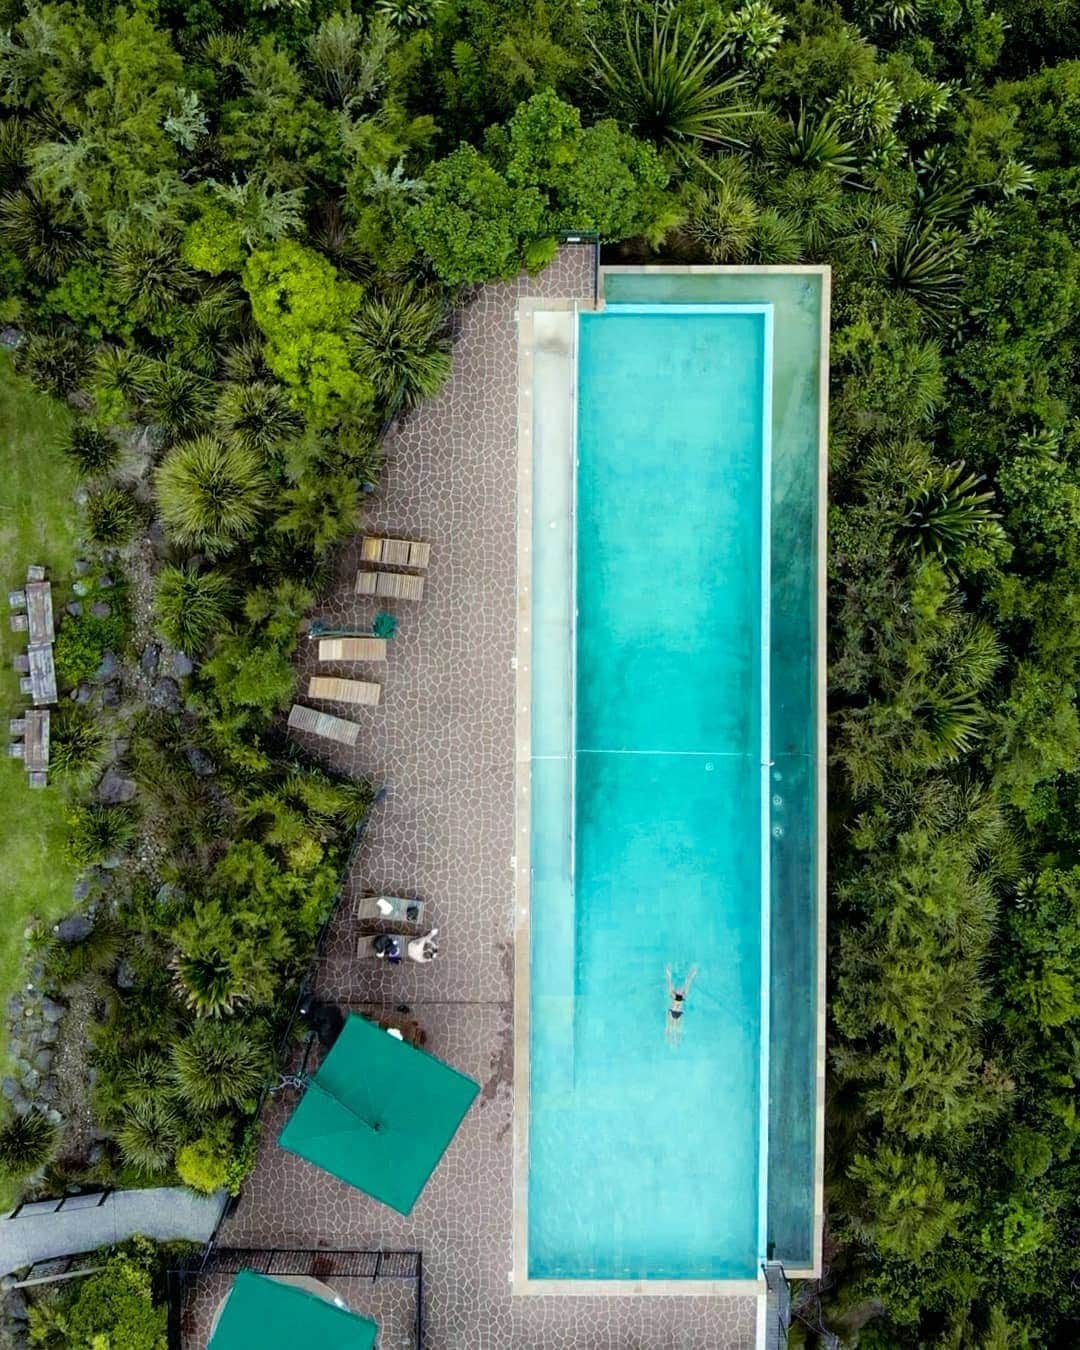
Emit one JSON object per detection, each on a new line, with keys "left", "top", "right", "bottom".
{"left": 25, "top": 581, "right": 54, "bottom": 645}
{"left": 360, "top": 536, "right": 432, "bottom": 570}
{"left": 355, "top": 570, "right": 425, "bottom": 602}
{"left": 287, "top": 703, "right": 361, "bottom": 747}
{"left": 317, "top": 637, "right": 387, "bottom": 663}
{"left": 307, "top": 676, "right": 381, "bottom": 706}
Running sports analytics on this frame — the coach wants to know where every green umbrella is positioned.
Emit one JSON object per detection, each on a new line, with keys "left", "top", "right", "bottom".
{"left": 208, "top": 1270, "right": 377, "bottom": 1350}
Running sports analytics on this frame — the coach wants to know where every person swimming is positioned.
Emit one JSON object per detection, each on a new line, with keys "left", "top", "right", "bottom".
{"left": 665, "top": 965, "right": 697, "bottom": 1044}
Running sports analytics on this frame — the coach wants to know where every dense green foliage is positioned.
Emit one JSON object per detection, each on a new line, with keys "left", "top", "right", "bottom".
{"left": 26, "top": 1238, "right": 168, "bottom": 1349}
{"left": 1, "top": 0, "right": 1078, "bottom": 1342}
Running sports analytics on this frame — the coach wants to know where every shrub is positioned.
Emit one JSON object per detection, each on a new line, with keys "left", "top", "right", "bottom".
{"left": 63, "top": 1242, "right": 167, "bottom": 1349}
{"left": 86, "top": 483, "right": 141, "bottom": 546}
{"left": 63, "top": 423, "right": 120, "bottom": 477}
{"left": 170, "top": 1019, "right": 270, "bottom": 1111}
{"left": 54, "top": 607, "right": 129, "bottom": 687}
{"left": 154, "top": 563, "right": 235, "bottom": 653}
{"left": 155, "top": 435, "right": 269, "bottom": 553}
{"left": 212, "top": 379, "right": 302, "bottom": 455}
{"left": 49, "top": 706, "right": 107, "bottom": 787}
{"left": 0, "top": 1109, "right": 57, "bottom": 1178}
{"left": 66, "top": 804, "right": 137, "bottom": 866}
{"left": 176, "top": 1135, "right": 231, "bottom": 1194}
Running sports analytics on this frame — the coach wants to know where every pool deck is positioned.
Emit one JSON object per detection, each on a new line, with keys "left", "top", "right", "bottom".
{"left": 209, "top": 248, "right": 757, "bottom": 1348}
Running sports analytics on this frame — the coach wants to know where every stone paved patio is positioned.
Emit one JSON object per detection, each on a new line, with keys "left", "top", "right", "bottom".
{"left": 208, "top": 249, "right": 758, "bottom": 1349}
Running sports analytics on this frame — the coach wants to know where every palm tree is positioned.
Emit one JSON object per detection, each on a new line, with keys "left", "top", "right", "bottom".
{"left": 0, "top": 1109, "right": 57, "bottom": 1179}
{"left": 0, "top": 188, "right": 82, "bottom": 278}
{"left": 591, "top": 13, "right": 755, "bottom": 156}
{"left": 351, "top": 285, "right": 452, "bottom": 413}
{"left": 884, "top": 229, "right": 964, "bottom": 326}
{"left": 154, "top": 563, "right": 235, "bottom": 653}
{"left": 898, "top": 461, "right": 998, "bottom": 559}
{"left": 170, "top": 1020, "right": 269, "bottom": 1112}
{"left": 155, "top": 435, "right": 269, "bottom": 553}
{"left": 117, "top": 1098, "right": 180, "bottom": 1173}
{"left": 213, "top": 380, "right": 302, "bottom": 456}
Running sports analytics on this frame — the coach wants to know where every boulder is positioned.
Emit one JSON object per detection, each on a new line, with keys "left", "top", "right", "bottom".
{"left": 7, "top": 1288, "right": 28, "bottom": 1321}
{"left": 185, "top": 746, "right": 215, "bottom": 777}
{"left": 115, "top": 959, "right": 136, "bottom": 990}
{"left": 139, "top": 644, "right": 160, "bottom": 679}
{"left": 2, "top": 1078, "right": 17, "bottom": 1101}
{"left": 101, "top": 684, "right": 121, "bottom": 708}
{"left": 72, "top": 877, "right": 94, "bottom": 903}
{"left": 99, "top": 850, "right": 125, "bottom": 869}
{"left": 95, "top": 768, "right": 136, "bottom": 805}
{"left": 65, "top": 601, "right": 83, "bottom": 618}
{"left": 90, "top": 601, "right": 111, "bottom": 619}
{"left": 32, "top": 1049, "right": 52, "bottom": 1074}
{"left": 41, "top": 998, "right": 65, "bottom": 1023}
{"left": 98, "top": 575, "right": 114, "bottom": 589}
{"left": 40, "top": 1023, "right": 58, "bottom": 1044}
{"left": 73, "top": 559, "right": 91, "bottom": 576}
{"left": 94, "top": 652, "right": 118, "bottom": 681}
{"left": 20, "top": 1068, "right": 39, "bottom": 1093}
{"left": 74, "top": 684, "right": 93, "bottom": 704}
{"left": 149, "top": 678, "right": 181, "bottom": 713}
{"left": 170, "top": 650, "right": 194, "bottom": 679}
{"left": 55, "top": 914, "right": 94, "bottom": 943}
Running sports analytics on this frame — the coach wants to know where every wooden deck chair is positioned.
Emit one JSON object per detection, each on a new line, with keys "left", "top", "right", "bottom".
{"left": 307, "top": 676, "right": 381, "bottom": 706}
{"left": 287, "top": 703, "right": 361, "bottom": 746}
{"left": 317, "top": 637, "right": 387, "bottom": 663}
{"left": 355, "top": 570, "right": 425, "bottom": 602}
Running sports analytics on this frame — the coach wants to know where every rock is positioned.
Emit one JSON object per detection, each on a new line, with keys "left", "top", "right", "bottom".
{"left": 90, "top": 600, "right": 111, "bottom": 619}
{"left": 41, "top": 998, "right": 65, "bottom": 1024}
{"left": 9, "top": 1093, "right": 28, "bottom": 1115}
{"left": 101, "top": 684, "right": 120, "bottom": 708}
{"left": 39, "top": 1078, "right": 58, "bottom": 1105}
{"left": 74, "top": 683, "right": 93, "bottom": 704}
{"left": 94, "top": 652, "right": 118, "bottom": 681}
{"left": 20, "top": 1069, "right": 39, "bottom": 1093}
{"left": 29, "top": 962, "right": 43, "bottom": 984}
{"left": 14, "top": 1059, "right": 30, "bottom": 1078}
{"left": 72, "top": 578, "right": 90, "bottom": 597}
{"left": 156, "top": 883, "right": 185, "bottom": 906}
{"left": 100, "top": 851, "right": 124, "bottom": 869}
{"left": 73, "top": 559, "right": 91, "bottom": 576}
{"left": 7, "top": 1288, "right": 28, "bottom": 1321}
{"left": 140, "top": 643, "right": 160, "bottom": 678}
{"left": 0, "top": 324, "right": 24, "bottom": 350}
{"left": 149, "top": 678, "right": 181, "bottom": 713}
{"left": 170, "top": 650, "right": 194, "bottom": 679}
{"left": 72, "top": 877, "right": 93, "bottom": 904}
{"left": 45, "top": 1107, "right": 62, "bottom": 1125}
{"left": 115, "top": 959, "right": 136, "bottom": 990}
{"left": 65, "top": 601, "right": 83, "bottom": 617}
{"left": 2, "top": 1078, "right": 17, "bottom": 1101}
{"left": 55, "top": 914, "right": 94, "bottom": 943}
{"left": 73, "top": 485, "right": 89, "bottom": 508}
{"left": 32, "top": 1049, "right": 52, "bottom": 1074}
{"left": 7, "top": 1040, "right": 22, "bottom": 1061}
{"left": 185, "top": 746, "right": 215, "bottom": 777}
{"left": 7, "top": 994, "right": 22, "bottom": 1018}
{"left": 95, "top": 768, "right": 136, "bottom": 805}
{"left": 40, "top": 1023, "right": 58, "bottom": 1044}
{"left": 98, "top": 575, "right": 114, "bottom": 589}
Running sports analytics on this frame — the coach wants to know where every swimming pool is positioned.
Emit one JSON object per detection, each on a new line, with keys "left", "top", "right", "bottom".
{"left": 515, "top": 271, "right": 826, "bottom": 1290}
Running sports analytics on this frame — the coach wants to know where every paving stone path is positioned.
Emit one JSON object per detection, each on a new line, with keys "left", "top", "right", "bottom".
{"left": 0, "top": 1186, "right": 225, "bottom": 1274}
{"left": 213, "top": 249, "right": 758, "bottom": 1349}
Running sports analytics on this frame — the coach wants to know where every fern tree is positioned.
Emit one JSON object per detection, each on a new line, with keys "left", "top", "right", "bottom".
{"left": 591, "top": 13, "right": 755, "bottom": 156}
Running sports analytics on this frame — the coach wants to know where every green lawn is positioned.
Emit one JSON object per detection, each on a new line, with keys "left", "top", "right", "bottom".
{"left": 0, "top": 352, "right": 80, "bottom": 1065}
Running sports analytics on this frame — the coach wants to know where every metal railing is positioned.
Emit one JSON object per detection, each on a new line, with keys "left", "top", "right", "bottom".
{"left": 763, "top": 1261, "right": 791, "bottom": 1350}
{"left": 6, "top": 1189, "right": 112, "bottom": 1221}
{"left": 167, "top": 1247, "right": 424, "bottom": 1349}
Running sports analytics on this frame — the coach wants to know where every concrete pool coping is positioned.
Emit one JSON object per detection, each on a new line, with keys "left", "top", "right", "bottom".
{"left": 512, "top": 267, "right": 829, "bottom": 1299}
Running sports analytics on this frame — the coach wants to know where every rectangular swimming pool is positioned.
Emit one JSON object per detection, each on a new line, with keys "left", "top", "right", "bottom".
{"left": 516, "top": 270, "right": 826, "bottom": 1290}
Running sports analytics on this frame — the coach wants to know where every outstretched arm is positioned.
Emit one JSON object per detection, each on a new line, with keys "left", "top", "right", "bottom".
{"left": 683, "top": 965, "right": 698, "bottom": 996}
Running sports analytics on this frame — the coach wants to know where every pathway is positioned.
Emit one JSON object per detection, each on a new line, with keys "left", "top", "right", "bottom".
{"left": 0, "top": 1187, "right": 225, "bottom": 1274}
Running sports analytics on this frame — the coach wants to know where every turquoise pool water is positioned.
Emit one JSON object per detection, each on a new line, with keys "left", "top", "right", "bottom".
{"left": 528, "top": 304, "right": 773, "bottom": 1279}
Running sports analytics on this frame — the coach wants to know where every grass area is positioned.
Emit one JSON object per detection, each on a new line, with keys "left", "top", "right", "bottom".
{"left": 0, "top": 352, "right": 80, "bottom": 1070}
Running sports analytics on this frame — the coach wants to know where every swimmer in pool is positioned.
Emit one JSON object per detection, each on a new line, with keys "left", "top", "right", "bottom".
{"left": 665, "top": 965, "right": 697, "bottom": 1044}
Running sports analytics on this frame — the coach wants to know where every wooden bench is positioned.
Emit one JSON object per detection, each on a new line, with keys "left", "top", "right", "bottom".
{"left": 25, "top": 581, "right": 54, "bottom": 645}
{"left": 287, "top": 703, "right": 361, "bottom": 747}
{"left": 360, "top": 536, "right": 431, "bottom": 569}
{"left": 355, "top": 571, "right": 425, "bottom": 602}
{"left": 28, "top": 646, "right": 57, "bottom": 705}
{"left": 317, "top": 637, "right": 387, "bottom": 663}
{"left": 307, "top": 676, "right": 381, "bottom": 706}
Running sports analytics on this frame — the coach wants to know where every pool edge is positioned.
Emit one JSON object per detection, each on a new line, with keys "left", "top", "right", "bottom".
{"left": 512, "top": 267, "right": 830, "bottom": 1295}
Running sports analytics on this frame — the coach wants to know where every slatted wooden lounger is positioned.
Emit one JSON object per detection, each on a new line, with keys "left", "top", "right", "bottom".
{"left": 317, "top": 637, "right": 387, "bottom": 663}
{"left": 287, "top": 703, "right": 361, "bottom": 747}
{"left": 307, "top": 676, "right": 381, "bottom": 706}
{"left": 360, "top": 536, "right": 432, "bottom": 569}
{"left": 355, "top": 570, "right": 425, "bottom": 602}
